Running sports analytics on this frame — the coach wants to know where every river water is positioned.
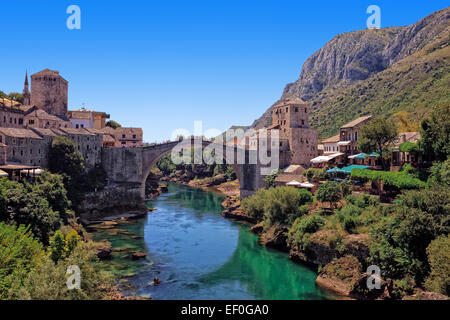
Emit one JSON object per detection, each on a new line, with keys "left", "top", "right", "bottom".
{"left": 92, "top": 183, "right": 330, "bottom": 300}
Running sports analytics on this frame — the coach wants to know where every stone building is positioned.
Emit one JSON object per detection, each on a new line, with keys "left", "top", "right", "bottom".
{"left": 58, "top": 127, "right": 103, "bottom": 168}
{"left": 100, "top": 126, "right": 143, "bottom": 148}
{"left": 24, "top": 106, "right": 71, "bottom": 129}
{"left": 270, "top": 98, "right": 318, "bottom": 166}
{"left": 0, "top": 105, "right": 25, "bottom": 128}
{"left": 0, "top": 128, "right": 47, "bottom": 166}
{"left": 68, "top": 108, "right": 110, "bottom": 129}
{"left": 338, "top": 115, "right": 373, "bottom": 155}
{"left": 30, "top": 69, "right": 68, "bottom": 118}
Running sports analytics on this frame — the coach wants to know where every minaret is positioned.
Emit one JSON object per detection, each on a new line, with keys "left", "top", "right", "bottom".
{"left": 23, "top": 71, "right": 30, "bottom": 105}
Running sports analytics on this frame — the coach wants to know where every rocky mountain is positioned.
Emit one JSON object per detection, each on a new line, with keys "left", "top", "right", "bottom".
{"left": 252, "top": 7, "right": 450, "bottom": 137}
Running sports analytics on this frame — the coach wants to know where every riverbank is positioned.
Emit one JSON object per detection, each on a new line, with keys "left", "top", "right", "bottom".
{"left": 92, "top": 183, "right": 329, "bottom": 299}
{"left": 144, "top": 171, "right": 448, "bottom": 300}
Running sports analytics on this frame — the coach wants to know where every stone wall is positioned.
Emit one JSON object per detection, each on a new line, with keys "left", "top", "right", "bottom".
{"left": 0, "top": 106, "right": 25, "bottom": 128}
{"left": 102, "top": 147, "right": 143, "bottom": 184}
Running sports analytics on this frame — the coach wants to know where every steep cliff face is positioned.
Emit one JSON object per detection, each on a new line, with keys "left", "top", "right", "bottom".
{"left": 252, "top": 7, "right": 450, "bottom": 133}
{"left": 282, "top": 28, "right": 402, "bottom": 100}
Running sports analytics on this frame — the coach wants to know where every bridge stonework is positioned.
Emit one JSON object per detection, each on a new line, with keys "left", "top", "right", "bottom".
{"left": 102, "top": 141, "right": 266, "bottom": 201}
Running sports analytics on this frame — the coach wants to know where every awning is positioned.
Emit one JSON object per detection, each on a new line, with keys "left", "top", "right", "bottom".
{"left": 310, "top": 152, "right": 344, "bottom": 164}
{"left": 300, "top": 182, "right": 315, "bottom": 188}
{"left": 0, "top": 170, "right": 8, "bottom": 177}
{"left": 20, "top": 168, "right": 42, "bottom": 176}
{"left": 349, "top": 153, "right": 367, "bottom": 160}
{"left": 327, "top": 165, "right": 369, "bottom": 174}
{"left": 337, "top": 141, "right": 351, "bottom": 146}
{"left": 286, "top": 180, "right": 302, "bottom": 186}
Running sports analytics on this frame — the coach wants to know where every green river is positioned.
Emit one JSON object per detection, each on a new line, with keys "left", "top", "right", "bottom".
{"left": 92, "top": 183, "right": 332, "bottom": 300}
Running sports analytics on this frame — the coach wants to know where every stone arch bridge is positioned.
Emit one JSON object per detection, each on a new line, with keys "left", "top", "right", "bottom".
{"left": 101, "top": 139, "right": 267, "bottom": 200}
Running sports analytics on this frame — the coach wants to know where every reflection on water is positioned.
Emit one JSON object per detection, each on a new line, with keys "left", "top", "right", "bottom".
{"left": 93, "top": 183, "right": 328, "bottom": 300}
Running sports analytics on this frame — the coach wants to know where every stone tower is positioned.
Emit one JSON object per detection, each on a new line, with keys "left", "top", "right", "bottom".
{"left": 271, "top": 98, "right": 318, "bottom": 166}
{"left": 30, "top": 69, "right": 68, "bottom": 118}
{"left": 23, "top": 71, "right": 30, "bottom": 105}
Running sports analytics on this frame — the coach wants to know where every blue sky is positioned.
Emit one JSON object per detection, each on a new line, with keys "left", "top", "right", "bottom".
{"left": 0, "top": 0, "right": 447, "bottom": 142}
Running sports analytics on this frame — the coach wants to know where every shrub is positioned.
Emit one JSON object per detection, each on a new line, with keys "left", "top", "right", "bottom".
{"left": 316, "top": 181, "right": 342, "bottom": 207}
{"left": 425, "top": 235, "right": 450, "bottom": 296}
{"left": 351, "top": 169, "right": 426, "bottom": 189}
{"left": 18, "top": 241, "right": 114, "bottom": 300}
{"left": 0, "top": 223, "right": 44, "bottom": 299}
{"left": 241, "top": 189, "right": 268, "bottom": 222}
{"left": 288, "top": 215, "right": 326, "bottom": 249}
{"left": 242, "top": 187, "right": 313, "bottom": 226}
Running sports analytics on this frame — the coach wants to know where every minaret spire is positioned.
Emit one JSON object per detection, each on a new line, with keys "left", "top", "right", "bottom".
{"left": 23, "top": 70, "right": 30, "bottom": 105}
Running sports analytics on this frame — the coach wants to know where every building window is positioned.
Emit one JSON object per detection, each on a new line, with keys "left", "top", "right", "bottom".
{"left": 18, "top": 118, "right": 23, "bottom": 125}
{"left": 81, "top": 124, "right": 84, "bottom": 128}
{"left": 295, "top": 107, "right": 298, "bottom": 112}
{"left": 76, "top": 124, "right": 79, "bottom": 128}
{"left": 305, "top": 108, "right": 307, "bottom": 113}
{"left": 133, "top": 134, "right": 136, "bottom": 139}
{"left": 122, "top": 134, "right": 126, "bottom": 139}
{"left": 29, "top": 119, "right": 35, "bottom": 125}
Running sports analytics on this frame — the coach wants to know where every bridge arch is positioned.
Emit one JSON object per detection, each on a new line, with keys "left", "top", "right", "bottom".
{"left": 140, "top": 140, "right": 262, "bottom": 199}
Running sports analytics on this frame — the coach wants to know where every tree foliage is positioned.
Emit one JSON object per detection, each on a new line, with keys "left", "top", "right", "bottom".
{"left": 420, "top": 102, "right": 450, "bottom": 162}
{"left": 242, "top": 186, "right": 313, "bottom": 226}
{"left": 358, "top": 118, "right": 398, "bottom": 170}
{"left": 0, "top": 223, "right": 44, "bottom": 299}
{"left": 425, "top": 235, "right": 450, "bottom": 296}
{"left": 105, "top": 120, "right": 121, "bottom": 129}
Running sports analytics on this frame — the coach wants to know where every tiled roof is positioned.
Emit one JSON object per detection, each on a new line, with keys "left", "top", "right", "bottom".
{"left": 283, "top": 165, "right": 306, "bottom": 175}
{"left": 321, "top": 134, "right": 340, "bottom": 143}
{"left": 69, "top": 111, "right": 93, "bottom": 120}
{"left": 275, "top": 173, "right": 306, "bottom": 184}
{"left": 273, "top": 98, "right": 307, "bottom": 108}
{"left": 340, "top": 115, "right": 373, "bottom": 129}
{"left": 26, "top": 108, "right": 66, "bottom": 121}
{"left": 50, "top": 129, "right": 67, "bottom": 136}
{"left": 114, "top": 127, "right": 143, "bottom": 135}
{"left": 103, "top": 134, "right": 115, "bottom": 143}
{"left": 84, "top": 128, "right": 103, "bottom": 134}
{"left": 30, "top": 128, "right": 59, "bottom": 137}
{"left": 0, "top": 128, "right": 43, "bottom": 139}
{"left": 59, "top": 127, "right": 95, "bottom": 136}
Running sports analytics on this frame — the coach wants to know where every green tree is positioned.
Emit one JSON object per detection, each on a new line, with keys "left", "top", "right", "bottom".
{"left": 358, "top": 118, "right": 398, "bottom": 170}
{"left": 106, "top": 120, "right": 121, "bottom": 129}
{"left": 420, "top": 102, "right": 450, "bottom": 161}
{"left": 0, "top": 178, "right": 62, "bottom": 244}
{"left": 264, "top": 169, "right": 282, "bottom": 188}
{"left": 428, "top": 159, "right": 450, "bottom": 187}
{"left": 425, "top": 235, "right": 450, "bottom": 296}
{"left": 48, "top": 136, "right": 85, "bottom": 206}
{"left": 0, "top": 223, "right": 44, "bottom": 299}
{"left": 316, "top": 181, "right": 342, "bottom": 208}
{"left": 7, "top": 92, "right": 23, "bottom": 104}
{"left": 49, "top": 231, "right": 66, "bottom": 263}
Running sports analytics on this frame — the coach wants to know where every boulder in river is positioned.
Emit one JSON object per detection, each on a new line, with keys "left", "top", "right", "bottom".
{"left": 131, "top": 251, "right": 147, "bottom": 260}
{"left": 94, "top": 240, "right": 112, "bottom": 260}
